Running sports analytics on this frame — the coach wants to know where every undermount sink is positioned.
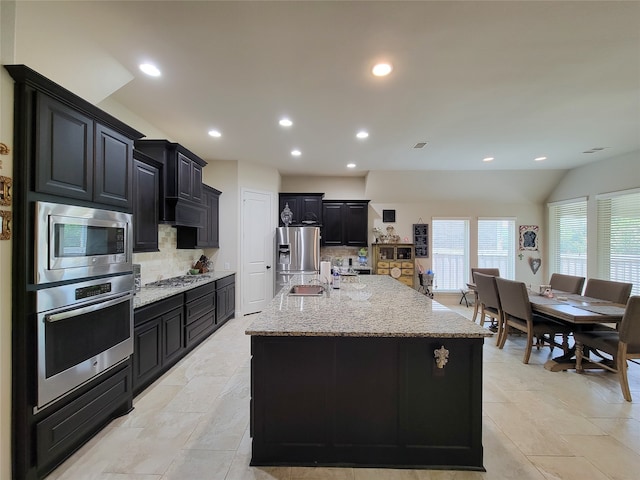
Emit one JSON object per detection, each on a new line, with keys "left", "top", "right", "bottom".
{"left": 288, "top": 284, "right": 325, "bottom": 296}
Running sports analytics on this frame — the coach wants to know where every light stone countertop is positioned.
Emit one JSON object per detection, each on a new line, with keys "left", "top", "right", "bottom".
{"left": 133, "top": 271, "right": 235, "bottom": 309}
{"left": 246, "top": 274, "right": 493, "bottom": 338}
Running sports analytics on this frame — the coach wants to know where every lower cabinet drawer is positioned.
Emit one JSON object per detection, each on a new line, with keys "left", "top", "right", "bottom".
{"left": 402, "top": 268, "right": 414, "bottom": 276}
{"left": 185, "top": 312, "right": 216, "bottom": 348}
{"left": 36, "top": 365, "right": 131, "bottom": 470}
{"left": 401, "top": 261, "right": 414, "bottom": 269}
{"left": 186, "top": 294, "right": 215, "bottom": 325}
{"left": 377, "top": 268, "right": 390, "bottom": 275}
{"left": 398, "top": 276, "right": 414, "bottom": 287}
{"left": 390, "top": 261, "right": 402, "bottom": 268}
{"left": 378, "top": 261, "right": 389, "bottom": 268}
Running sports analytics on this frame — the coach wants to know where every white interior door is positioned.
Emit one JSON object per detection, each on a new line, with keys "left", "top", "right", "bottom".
{"left": 241, "top": 189, "right": 274, "bottom": 315}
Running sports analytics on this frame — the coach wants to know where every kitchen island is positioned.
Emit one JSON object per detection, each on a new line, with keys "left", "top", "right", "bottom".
{"left": 246, "top": 275, "right": 491, "bottom": 471}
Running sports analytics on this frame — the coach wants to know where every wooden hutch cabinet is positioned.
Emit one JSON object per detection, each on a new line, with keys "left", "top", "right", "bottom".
{"left": 372, "top": 243, "right": 416, "bottom": 288}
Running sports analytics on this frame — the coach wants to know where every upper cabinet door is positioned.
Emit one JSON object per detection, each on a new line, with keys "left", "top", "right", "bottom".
{"left": 321, "top": 202, "right": 344, "bottom": 246}
{"left": 36, "top": 94, "right": 94, "bottom": 201}
{"left": 177, "top": 152, "right": 193, "bottom": 200}
{"left": 95, "top": 123, "right": 133, "bottom": 209}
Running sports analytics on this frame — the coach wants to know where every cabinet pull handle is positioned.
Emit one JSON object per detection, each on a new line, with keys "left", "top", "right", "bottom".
{"left": 434, "top": 345, "right": 449, "bottom": 369}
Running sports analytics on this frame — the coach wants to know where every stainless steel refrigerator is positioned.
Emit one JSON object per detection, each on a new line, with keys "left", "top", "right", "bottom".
{"left": 276, "top": 226, "right": 320, "bottom": 292}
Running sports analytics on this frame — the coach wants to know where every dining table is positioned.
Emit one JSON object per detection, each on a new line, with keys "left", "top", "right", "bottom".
{"left": 466, "top": 282, "right": 627, "bottom": 371}
{"left": 527, "top": 290, "right": 626, "bottom": 371}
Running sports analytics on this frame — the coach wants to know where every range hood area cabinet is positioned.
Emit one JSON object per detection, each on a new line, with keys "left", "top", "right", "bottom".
{"left": 321, "top": 200, "right": 370, "bottom": 247}
{"left": 278, "top": 193, "right": 324, "bottom": 226}
{"left": 6, "top": 65, "right": 144, "bottom": 211}
{"left": 177, "top": 184, "right": 221, "bottom": 249}
{"left": 134, "top": 139, "right": 207, "bottom": 227}
{"left": 132, "top": 150, "right": 162, "bottom": 252}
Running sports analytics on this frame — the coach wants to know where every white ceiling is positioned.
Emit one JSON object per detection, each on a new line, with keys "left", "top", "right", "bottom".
{"left": 12, "top": 1, "right": 640, "bottom": 177}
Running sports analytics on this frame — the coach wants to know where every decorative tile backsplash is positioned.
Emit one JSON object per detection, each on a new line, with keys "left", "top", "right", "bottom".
{"left": 320, "top": 246, "right": 369, "bottom": 267}
{"left": 133, "top": 224, "right": 207, "bottom": 285}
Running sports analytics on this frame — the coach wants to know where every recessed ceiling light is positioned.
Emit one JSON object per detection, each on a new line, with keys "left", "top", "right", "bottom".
{"left": 534, "top": 156, "right": 547, "bottom": 161}
{"left": 208, "top": 129, "right": 221, "bottom": 138}
{"left": 347, "top": 163, "right": 356, "bottom": 169}
{"left": 483, "top": 157, "right": 494, "bottom": 162}
{"left": 356, "top": 131, "right": 369, "bottom": 139}
{"left": 372, "top": 63, "right": 393, "bottom": 77}
{"left": 291, "top": 149, "right": 301, "bottom": 157}
{"left": 279, "top": 118, "right": 293, "bottom": 127}
{"left": 139, "top": 63, "right": 161, "bottom": 77}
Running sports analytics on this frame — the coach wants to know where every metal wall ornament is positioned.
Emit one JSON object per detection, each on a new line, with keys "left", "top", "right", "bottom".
{"left": 0, "top": 210, "right": 11, "bottom": 240}
{"left": 519, "top": 225, "right": 539, "bottom": 251}
{"left": 0, "top": 176, "right": 12, "bottom": 206}
{"left": 529, "top": 257, "right": 542, "bottom": 274}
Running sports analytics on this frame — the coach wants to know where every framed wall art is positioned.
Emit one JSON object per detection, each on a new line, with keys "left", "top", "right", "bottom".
{"left": 413, "top": 223, "right": 429, "bottom": 258}
{"left": 519, "top": 225, "right": 539, "bottom": 251}
{"left": 383, "top": 209, "right": 396, "bottom": 223}
{"left": 0, "top": 176, "right": 12, "bottom": 206}
{"left": 0, "top": 209, "right": 11, "bottom": 240}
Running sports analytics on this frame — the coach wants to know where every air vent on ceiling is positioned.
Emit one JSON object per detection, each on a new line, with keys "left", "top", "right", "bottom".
{"left": 413, "top": 142, "right": 428, "bottom": 149}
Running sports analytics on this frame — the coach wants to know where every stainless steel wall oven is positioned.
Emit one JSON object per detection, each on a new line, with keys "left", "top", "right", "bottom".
{"left": 35, "top": 274, "right": 134, "bottom": 412}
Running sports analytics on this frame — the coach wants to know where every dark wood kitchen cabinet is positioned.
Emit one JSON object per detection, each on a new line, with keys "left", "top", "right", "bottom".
{"left": 134, "top": 139, "right": 207, "bottom": 227}
{"left": 133, "top": 150, "right": 162, "bottom": 252}
{"left": 185, "top": 281, "right": 217, "bottom": 349}
{"left": 34, "top": 88, "right": 137, "bottom": 210}
{"left": 321, "top": 200, "right": 369, "bottom": 246}
{"left": 216, "top": 274, "right": 236, "bottom": 326}
{"left": 177, "top": 184, "right": 221, "bottom": 249}
{"left": 278, "top": 193, "right": 324, "bottom": 226}
{"left": 133, "top": 295, "right": 184, "bottom": 395}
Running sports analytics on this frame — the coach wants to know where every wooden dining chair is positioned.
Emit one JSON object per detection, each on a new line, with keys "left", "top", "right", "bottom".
{"left": 495, "top": 277, "right": 573, "bottom": 364}
{"left": 549, "top": 273, "right": 585, "bottom": 295}
{"left": 583, "top": 278, "right": 633, "bottom": 304}
{"left": 575, "top": 296, "right": 640, "bottom": 401}
{"left": 473, "top": 273, "right": 503, "bottom": 344}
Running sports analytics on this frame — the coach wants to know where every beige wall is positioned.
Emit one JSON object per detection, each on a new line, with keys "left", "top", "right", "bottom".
{"left": 0, "top": 2, "right": 15, "bottom": 478}
{"left": 281, "top": 175, "right": 546, "bottom": 288}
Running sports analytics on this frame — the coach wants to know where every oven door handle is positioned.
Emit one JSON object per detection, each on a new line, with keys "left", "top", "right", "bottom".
{"left": 44, "top": 293, "right": 132, "bottom": 323}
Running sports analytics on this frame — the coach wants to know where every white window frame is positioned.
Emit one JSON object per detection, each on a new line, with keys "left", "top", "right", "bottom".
{"left": 431, "top": 218, "right": 470, "bottom": 292}
{"left": 548, "top": 197, "right": 588, "bottom": 278}
{"left": 596, "top": 188, "right": 640, "bottom": 296}
{"left": 477, "top": 217, "right": 516, "bottom": 280}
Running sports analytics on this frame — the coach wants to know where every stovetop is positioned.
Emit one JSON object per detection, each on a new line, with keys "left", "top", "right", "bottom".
{"left": 146, "top": 274, "right": 213, "bottom": 288}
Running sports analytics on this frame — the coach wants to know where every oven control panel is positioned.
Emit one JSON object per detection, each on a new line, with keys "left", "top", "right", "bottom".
{"left": 75, "top": 283, "right": 112, "bottom": 300}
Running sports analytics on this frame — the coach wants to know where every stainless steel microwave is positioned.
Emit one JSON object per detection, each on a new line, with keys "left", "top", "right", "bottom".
{"left": 35, "top": 201, "right": 133, "bottom": 284}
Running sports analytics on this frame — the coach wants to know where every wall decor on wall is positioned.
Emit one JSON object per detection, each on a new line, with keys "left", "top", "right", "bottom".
{"left": 413, "top": 223, "right": 429, "bottom": 258}
{"left": 0, "top": 176, "right": 12, "bottom": 206}
{"left": 0, "top": 209, "right": 11, "bottom": 240}
{"left": 519, "top": 225, "right": 539, "bottom": 251}
{"left": 382, "top": 209, "right": 396, "bottom": 223}
{"left": 529, "top": 257, "right": 541, "bottom": 274}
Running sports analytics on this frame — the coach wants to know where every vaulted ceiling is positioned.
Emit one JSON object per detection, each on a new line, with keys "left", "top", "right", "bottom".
{"left": 12, "top": 1, "right": 640, "bottom": 178}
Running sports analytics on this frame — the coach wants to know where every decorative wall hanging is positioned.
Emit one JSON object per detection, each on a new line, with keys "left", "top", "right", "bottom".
{"left": 413, "top": 223, "right": 429, "bottom": 258}
{"left": 382, "top": 209, "right": 396, "bottom": 223}
{"left": 0, "top": 176, "right": 12, "bottom": 206}
{"left": 0, "top": 210, "right": 11, "bottom": 240}
{"left": 519, "top": 225, "right": 539, "bottom": 251}
{"left": 0, "top": 142, "right": 10, "bottom": 155}
{"left": 529, "top": 257, "right": 541, "bottom": 274}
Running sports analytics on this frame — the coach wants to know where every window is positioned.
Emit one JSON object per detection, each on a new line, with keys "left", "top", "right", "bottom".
{"left": 597, "top": 189, "right": 640, "bottom": 296}
{"left": 432, "top": 219, "right": 469, "bottom": 291}
{"left": 548, "top": 198, "right": 587, "bottom": 277}
{"left": 478, "top": 218, "right": 515, "bottom": 279}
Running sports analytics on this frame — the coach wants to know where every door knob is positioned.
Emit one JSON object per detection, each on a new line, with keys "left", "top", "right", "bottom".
{"left": 266, "top": 265, "right": 271, "bottom": 269}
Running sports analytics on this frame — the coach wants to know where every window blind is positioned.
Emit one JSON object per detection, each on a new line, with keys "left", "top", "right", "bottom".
{"left": 478, "top": 218, "right": 515, "bottom": 279}
{"left": 597, "top": 189, "right": 640, "bottom": 295}
{"left": 548, "top": 199, "right": 587, "bottom": 277}
{"left": 432, "top": 219, "right": 469, "bottom": 291}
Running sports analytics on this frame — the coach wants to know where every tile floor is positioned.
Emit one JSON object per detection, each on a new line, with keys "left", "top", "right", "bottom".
{"left": 46, "top": 295, "right": 640, "bottom": 480}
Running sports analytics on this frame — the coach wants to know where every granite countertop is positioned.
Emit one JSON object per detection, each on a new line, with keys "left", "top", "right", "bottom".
{"left": 246, "top": 274, "right": 492, "bottom": 338}
{"left": 134, "top": 271, "right": 235, "bottom": 309}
